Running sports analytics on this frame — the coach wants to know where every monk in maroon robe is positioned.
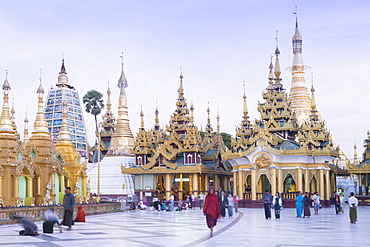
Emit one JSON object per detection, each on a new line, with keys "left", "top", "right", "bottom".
{"left": 203, "top": 187, "right": 220, "bottom": 236}
{"left": 74, "top": 206, "right": 86, "bottom": 222}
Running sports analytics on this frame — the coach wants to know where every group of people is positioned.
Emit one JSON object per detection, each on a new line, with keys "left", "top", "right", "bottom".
{"left": 17, "top": 186, "right": 86, "bottom": 236}
{"left": 202, "top": 188, "right": 240, "bottom": 236}
{"left": 263, "top": 190, "right": 359, "bottom": 224}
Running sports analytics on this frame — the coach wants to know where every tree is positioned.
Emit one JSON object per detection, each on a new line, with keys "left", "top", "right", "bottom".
{"left": 83, "top": 90, "right": 104, "bottom": 134}
{"left": 220, "top": 132, "right": 232, "bottom": 149}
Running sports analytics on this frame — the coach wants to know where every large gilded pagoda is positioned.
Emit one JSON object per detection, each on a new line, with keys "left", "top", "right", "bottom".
{"left": 0, "top": 74, "right": 88, "bottom": 207}
{"left": 225, "top": 38, "right": 339, "bottom": 206}
{"left": 122, "top": 73, "right": 231, "bottom": 200}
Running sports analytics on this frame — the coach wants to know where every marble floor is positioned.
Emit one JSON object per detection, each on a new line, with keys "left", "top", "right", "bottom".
{"left": 0, "top": 205, "right": 369, "bottom": 247}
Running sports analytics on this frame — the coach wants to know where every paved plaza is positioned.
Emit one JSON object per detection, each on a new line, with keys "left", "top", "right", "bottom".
{"left": 0, "top": 205, "right": 369, "bottom": 247}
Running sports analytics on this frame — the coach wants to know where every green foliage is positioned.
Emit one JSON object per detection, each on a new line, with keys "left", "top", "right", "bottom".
{"left": 83, "top": 90, "right": 104, "bottom": 133}
{"left": 220, "top": 132, "right": 232, "bottom": 149}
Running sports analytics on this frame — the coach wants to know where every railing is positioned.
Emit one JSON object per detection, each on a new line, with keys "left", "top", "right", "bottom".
{"left": 241, "top": 192, "right": 314, "bottom": 200}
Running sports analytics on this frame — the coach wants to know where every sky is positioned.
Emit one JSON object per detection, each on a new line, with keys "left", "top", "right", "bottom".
{"left": 0, "top": 0, "right": 369, "bottom": 161}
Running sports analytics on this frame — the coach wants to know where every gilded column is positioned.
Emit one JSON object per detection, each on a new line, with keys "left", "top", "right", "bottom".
{"left": 37, "top": 176, "right": 41, "bottom": 195}
{"left": 359, "top": 174, "right": 362, "bottom": 193}
{"left": 82, "top": 176, "right": 87, "bottom": 202}
{"left": 165, "top": 173, "right": 171, "bottom": 200}
{"left": 270, "top": 168, "right": 276, "bottom": 195}
{"left": 238, "top": 170, "right": 243, "bottom": 199}
{"left": 193, "top": 173, "right": 199, "bottom": 196}
{"left": 198, "top": 175, "right": 202, "bottom": 193}
{"left": 325, "top": 170, "right": 331, "bottom": 201}
{"left": 0, "top": 176, "right": 3, "bottom": 198}
{"left": 214, "top": 175, "right": 219, "bottom": 191}
{"left": 60, "top": 174, "right": 65, "bottom": 191}
{"left": 51, "top": 173, "right": 56, "bottom": 204}
{"left": 189, "top": 174, "right": 193, "bottom": 193}
{"left": 319, "top": 169, "right": 324, "bottom": 200}
{"left": 304, "top": 170, "right": 309, "bottom": 193}
{"left": 26, "top": 176, "right": 33, "bottom": 197}
{"left": 251, "top": 169, "right": 256, "bottom": 200}
{"left": 278, "top": 169, "right": 283, "bottom": 193}
{"left": 297, "top": 168, "right": 302, "bottom": 192}
{"left": 223, "top": 176, "right": 228, "bottom": 193}
{"left": 13, "top": 176, "right": 19, "bottom": 197}
{"left": 233, "top": 171, "right": 238, "bottom": 195}
{"left": 179, "top": 174, "right": 183, "bottom": 200}
{"left": 204, "top": 174, "right": 209, "bottom": 192}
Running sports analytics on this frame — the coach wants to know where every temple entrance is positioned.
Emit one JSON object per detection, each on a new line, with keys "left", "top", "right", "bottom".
{"left": 18, "top": 176, "right": 26, "bottom": 199}
{"left": 257, "top": 174, "right": 271, "bottom": 193}
{"left": 284, "top": 174, "right": 296, "bottom": 192}
{"left": 310, "top": 176, "right": 317, "bottom": 193}
{"left": 245, "top": 175, "right": 251, "bottom": 193}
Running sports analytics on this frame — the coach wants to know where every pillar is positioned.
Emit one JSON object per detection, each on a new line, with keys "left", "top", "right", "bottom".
{"left": 278, "top": 169, "right": 283, "bottom": 193}
{"left": 223, "top": 176, "right": 228, "bottom": 193}
{"left": 189, "top": 174, "right": 193, "bottom": 193}
{"left": 179, "top": 174, "right": 183, "bottom": 200}
{"left": 193, "top": 173, "right": 199, "bottom": 196}
{"left": 26, "top": 176, "right": 33, "bottom": 197}
{"left": 60, "top": 174, "right": 65, "bottom": 192}
{"left": 238, "top": 170, "right": 243, "bottom": 199}
{"left": 165, "top": 173, "right": 171, "bottom": 200}
{"left": 82, "top": 176, "right": 87, "bottom": 202}
{"left": 37, "top": 176, "right": 41, "bottom": 195}
{"left": 270, "top": 168, "right": 276, "bottom": 195}
{"left": 325, "top": 170, "right": 331, "bottom": 201}
{"left": 359, "top": 174, "right": 363, "bottom": 194}
{"left": 233, "top": 171, "right": 238, "bottom": 195}
{"left": 198, "top": 175, "right": 202, "bottom": 193}
{"left": 304, "top": 170, "right": 309, "bottom": 193}
{"left": 0, "top": 176, "right": 3, "bottom": 198}
{"left": 204, "top": 174, "right": 209, "bottom": 192}
{"left": 251, "top": 169, "right": 256, "bottom": 200}
{"left": 51, "top": 173, "right": 56, "bottom": 204}
{"left": 214, "top": 175, "right": 219, "bottom": 190}
{"left": 297, "top": 168, "right": 302, "bottom": 192}
{"left": 13, "top": 176, "right": 19, "bottom": 197}
{"left": 319, "top": 169, "right": 324, "bottom": 200}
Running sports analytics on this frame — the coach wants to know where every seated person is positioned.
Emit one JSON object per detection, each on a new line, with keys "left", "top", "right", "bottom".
{"left": 177, "top": 200, "right": 183, "bottom": 211}
{"left": 138, "top": 201, "right": 147, "bottom": 210}
{"left": 160, "top": 202, "right": 167, "bottom": 211}
{"left": 17, "top": 217, "right": 38, "bottom": 236}
{"left": 74, "top": 206, "right": 86, "bottom": 222}
{"left": 43, "top": 209, "right": 63, "bottom": 233}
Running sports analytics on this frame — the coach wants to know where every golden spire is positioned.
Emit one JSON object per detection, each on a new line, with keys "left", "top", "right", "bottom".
{"left": 11, "top": 96, "right": 15, "bottom": 120}
{"left": 154, "top": 100, "right": 160, "bottom": 130}
{"left": 217, "top": 109, "right": 220, "bottom": 134}
{"left": 189, "top": 100, "right": 194, "bottom": 124}
{"left": 23, "top": 107, "right": 29, "bottom": 142}
{"left": 309, "top": 74, "right": 318, "bottom": 120}
{"left": 0, "top": 71, "right": 14, "bottom": 133}
{"left": 274, "top": 31, "right": 281, "bottom": 79}
{"left": 32, "top": 75, "right": 49, "bottom": 136}
{"left": 178, "top": 67, "right": 184, "bottom": 99}
{"left": 205, "top": 102, "right": 213, "bottom": 133}
{"left": 243, "top": 82, "right": 248, "bottom": 119}
{"left": 57, "top": 59, "right": 69, "bottom": 87}
{"left": 107, "top": 54, "right": 134, "bottom": 155}
{"left": 106, "top": 81, "right": 112, "bottom": 113}
{"left": 58, "top": 100, "right": 72, "bottom": 142}
{"left": 354, "top": 141, "right": 358, "bottom": 165}
{"left": 268, "top": 56, "right": 274, "bottom": 89}
{"left": 140, "top": 106, "right": 145, "bottom": 130}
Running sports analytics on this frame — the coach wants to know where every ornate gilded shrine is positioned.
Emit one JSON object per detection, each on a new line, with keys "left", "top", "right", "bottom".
{"left": 347, "top": 132, "right": 370, "bottom": 196}
{"left": 0, "top": 70, "right": 88, "bottom": 207}
{"left": 122, "top": 73, "right": 231, "bottom": 200}
{"left": 225, "top": 22, "right": 339, "bottom": 207}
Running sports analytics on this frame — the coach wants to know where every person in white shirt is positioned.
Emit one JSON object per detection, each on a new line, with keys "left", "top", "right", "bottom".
{"left": 312, "top": 192, "right": 321, "bottom": 215}
{"left": 199, "top": 192, "right": 205, "bottom": 209}
{"left": 170, "top": 194, "right": 175, "bottom": 211}
{"left": 348, "top": 192, "right": 358, "bottom": 224}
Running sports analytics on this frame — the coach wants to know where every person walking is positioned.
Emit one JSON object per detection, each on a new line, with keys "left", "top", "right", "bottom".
{"left": 348, "top": 192, "right": 358, "bottom": 224}
{"left": 312, "top": 192, "right": 321, "bottom": 215}
{"left": 233, "top": 194, "right": 239, "bottom": 213}
{"left": 218, "top": 191, "right": 228, "bottom": 218}
{"left": 339, "top": 191, "right": 345, "bottom": 214}
{"left": 170, "top": 194, "right": 175, "bottom": 211}
{"left": 295, "top": 191, "right": 303, "bottom": 218}
{"left": 203, "top": 188, "right": 220, "bottom": 237}
{"left": 262, "top": 190, "right": 273, "bottom": 220}
{"left": 272, "top": 192, "right": 282, "bottom": 220}
{"left": 302, "top": 192, "right": 311, "bottom": 218}
{"left": 199, "top": 192, "right": 205, "bottom": 209}
{"left": 334, "top": 192, "right": 341, "bottom": 215}
{"left": 227, "top": 194, "right": 234, "bottom": 218}
{"left": 62, "top": 187, "right": 76, "bottom": 231}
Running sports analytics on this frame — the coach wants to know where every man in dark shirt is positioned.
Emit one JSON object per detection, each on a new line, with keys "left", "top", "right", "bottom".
{"left": 218, "top": 191, "right": 228, "bottom": 218}
{"left": 262, "top": 190, "right": 272, "bottom": 220}
{"left": 62, "top": 187, "right": 76, "bottom": 231}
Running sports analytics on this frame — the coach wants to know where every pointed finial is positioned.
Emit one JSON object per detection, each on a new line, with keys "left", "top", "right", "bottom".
{"left": 11, "top": 95, "right": 15, "bottom": 119}
{"left": 268, "top": 55, "right": 274, "bottom": 84}
{"left": 140, "top": 106, "right": 145, "bottom": 130}
{"left": 3, "top": 70, "right": 10, "bottom": 90}
{"left": 275, "top": 30, "right": 280, "bottom": 55}
{"left": 24, "top": 106, "right": 28, "bottom": 123}
{"left": 217, "top": 108, "right": 220, "bottom": 134}
{"left": 118, "top": 53, "right": 128, "bottom": 90}
{"left": 37, "top": 68, "right": 44, "bottom": 94}
{"left": 120, "top": 52, "right": 124, "bottom": 69}
{"left": 178, "top": 67, "right": 184, "bottom": 95}
{"left": 311, "top": 73, "right": 315, "bottom": 91}
{"left": 155, "top": 100, "right": 160, "bottom": 129}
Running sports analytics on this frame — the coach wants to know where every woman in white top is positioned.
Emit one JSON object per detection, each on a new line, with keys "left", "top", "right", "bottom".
{"left": 348, "top": 192, "right": 358, "bottom": 224}
{"left": 272, "top": 192, "right": 283, "bottom": 220}
{"left": 312, "top": 192, "right": 321, "bottom": 215}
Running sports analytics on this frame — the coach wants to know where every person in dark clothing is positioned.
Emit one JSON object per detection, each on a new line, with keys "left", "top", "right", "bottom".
{"left": 334, "top": 192, "right": 341, "bottom": 214}
{"left": 218, "top": 191, "right": 228, "bottom": 218}
{"left": 303, "top": 192, "right": 311, "bottom": 218}
{"left": 262, "top": 190, "right": 273, "bottom": 220}
{"left": 62, "top": 187, "right": 76, "bottom": 231}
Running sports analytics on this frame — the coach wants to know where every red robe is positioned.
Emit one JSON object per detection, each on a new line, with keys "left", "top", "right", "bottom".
{"left": 203, "top": 194, "right": 220, "bottom": 220}
{"left": 74, "top": 206, "right": 86, "bottom": 222}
